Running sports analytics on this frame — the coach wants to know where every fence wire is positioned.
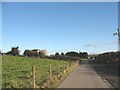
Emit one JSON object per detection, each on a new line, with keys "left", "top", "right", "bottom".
{"left": 2, "top": 60, "right": 75, "bottom": 88}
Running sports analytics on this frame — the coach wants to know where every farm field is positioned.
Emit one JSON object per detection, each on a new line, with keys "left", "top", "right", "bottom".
{"left": 2, "top": 55, "right": 69, "bottom": 88}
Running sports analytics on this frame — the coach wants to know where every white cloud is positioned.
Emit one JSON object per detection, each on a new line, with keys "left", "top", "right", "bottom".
{"left": 84, "top": 44, "right": 96, "bottom": 48}
{"left": 83, "top": 41, "right": 117, "bottom": 48}
{"left": 102, "top": 41, "right": 118, "bottom": 45}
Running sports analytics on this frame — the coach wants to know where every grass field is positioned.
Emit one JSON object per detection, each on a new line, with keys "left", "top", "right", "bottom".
{"left": 2, "top": 55, "right": 69, "bottom": 88}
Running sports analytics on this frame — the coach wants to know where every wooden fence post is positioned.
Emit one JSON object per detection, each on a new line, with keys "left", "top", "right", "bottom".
{"left": 32, "top": 65, "right": 35, "bottom": 88}
{"left": 67, "top": 62, "right": 69, "bottom": 69}
{"left": 64, "top": 60, "right": 66, "bottom": 70}
{"left": 50, "top": 64, "right": 52, "bottom": 81}
{"left": 58, "top": 64, "right": 60, "bottom": 75}
{"left": 69, "top": 61, "right": 71, "bottom": 67}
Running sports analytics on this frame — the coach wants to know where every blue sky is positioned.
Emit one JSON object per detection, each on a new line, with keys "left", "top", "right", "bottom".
{"left": 2, "top": 2, "right": 118, "bottom": 55}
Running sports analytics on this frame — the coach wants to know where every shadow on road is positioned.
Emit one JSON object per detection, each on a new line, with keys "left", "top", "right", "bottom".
{"left": 87, "top": 61, "right": 119, "bottom": 88}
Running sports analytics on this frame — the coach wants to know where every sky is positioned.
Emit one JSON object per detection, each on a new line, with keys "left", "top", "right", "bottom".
{"left": 2, "top": 2, "right": 118, "bottom": 55}
{"left": 2, "top": 0, "right": 120, "bottom": 2}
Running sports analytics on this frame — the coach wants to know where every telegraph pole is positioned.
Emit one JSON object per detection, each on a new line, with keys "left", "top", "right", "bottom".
{"left": 113, "top": 28, "right": 120, "bottom": 51}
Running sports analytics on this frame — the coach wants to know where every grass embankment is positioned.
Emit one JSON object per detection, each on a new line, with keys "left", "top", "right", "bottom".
{"left": 2, "top": 55, "right": 71, "bottom": 88}
{"left": 40, "top": 60, "right": 79, "bottom": 88}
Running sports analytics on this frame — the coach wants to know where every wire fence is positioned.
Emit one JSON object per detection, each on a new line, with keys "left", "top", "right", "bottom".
{"left": 2, "top": 60, "right": 78, "bottom": 88}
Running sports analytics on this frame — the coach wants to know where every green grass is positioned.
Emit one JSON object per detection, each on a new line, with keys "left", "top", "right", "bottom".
{"left": 2, "top": 55, "right": 69, "bottom": 88}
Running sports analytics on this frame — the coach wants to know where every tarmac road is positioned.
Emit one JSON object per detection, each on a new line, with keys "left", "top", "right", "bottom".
{"left": 58, "top": 62, "right": 110, "bottom": 88}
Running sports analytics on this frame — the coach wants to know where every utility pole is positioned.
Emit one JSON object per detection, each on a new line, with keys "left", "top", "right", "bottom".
{"left": 113, "top": 28, "right": 120, "bottom": 51}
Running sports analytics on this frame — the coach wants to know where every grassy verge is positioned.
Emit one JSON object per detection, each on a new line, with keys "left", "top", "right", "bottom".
{"left": 40, "top": 61, "right": 79, "bottom": 88}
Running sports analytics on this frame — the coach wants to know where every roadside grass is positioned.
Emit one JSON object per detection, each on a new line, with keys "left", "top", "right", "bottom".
{"left": 2, "top": 55, "right": 69, "bottom": 88}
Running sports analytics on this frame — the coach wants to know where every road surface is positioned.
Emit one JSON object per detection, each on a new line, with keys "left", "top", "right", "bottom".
{"left": 58, "top": 63, "right": 110, "bottom": 88}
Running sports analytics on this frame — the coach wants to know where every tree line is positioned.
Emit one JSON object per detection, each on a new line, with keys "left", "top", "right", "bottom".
{"left": 1, "top": 47, "right": 88, "bottom": 60}
{"left": 45, "top": 51, "right": 88, "bottom": 61}
{"left": 3, "top": 47, "right": 47, "bottom": 58}
{"left": 94, "top": 51, "right": 120, "bottom": 64}
{"left": 54, "top": 51, "right": 88, "bottom": 59}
